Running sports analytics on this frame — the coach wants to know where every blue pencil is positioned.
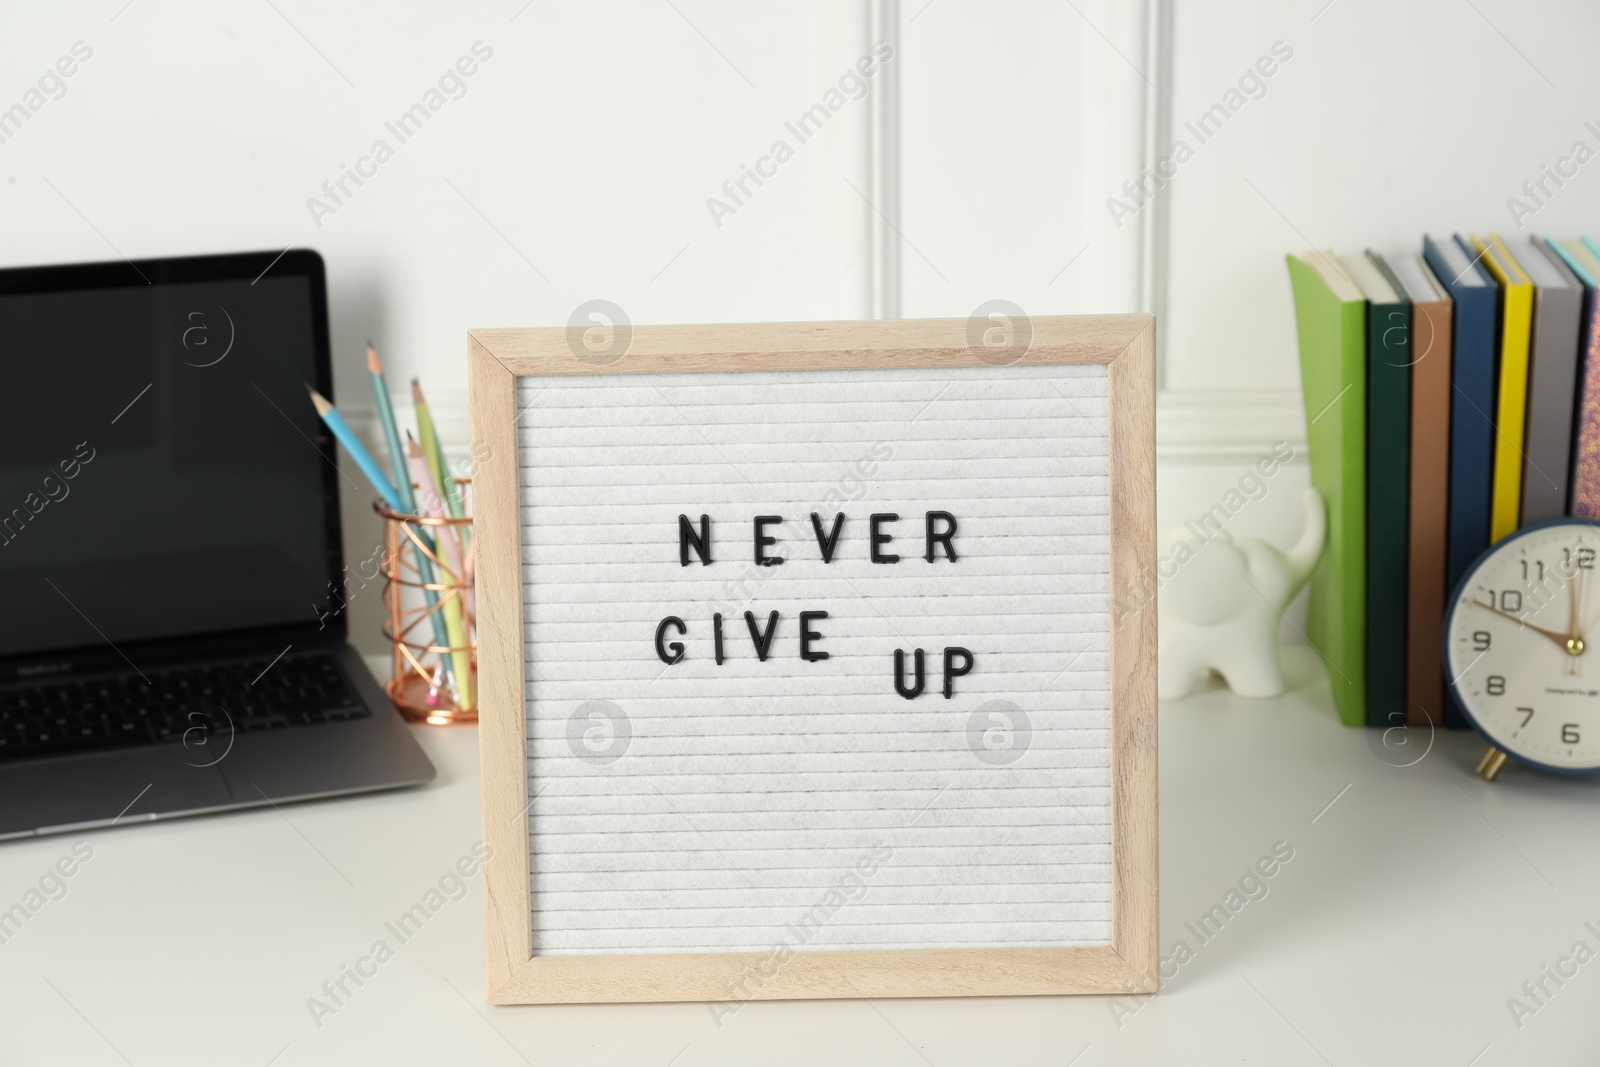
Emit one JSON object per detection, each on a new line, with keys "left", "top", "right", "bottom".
{"left": 307, "top": 386, "right": 404, "bottom": 511}
{"left": 366, "top": 344, "right": 416, "bottom": 513}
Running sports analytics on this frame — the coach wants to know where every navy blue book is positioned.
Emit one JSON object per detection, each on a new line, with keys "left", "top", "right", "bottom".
{"left": 1423, "top": 234, "right": 1498, "bottom": 728}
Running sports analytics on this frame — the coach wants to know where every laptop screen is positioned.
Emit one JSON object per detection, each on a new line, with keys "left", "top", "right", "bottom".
{"left": 0, "top": 252, "right": 339, "bottom": 664}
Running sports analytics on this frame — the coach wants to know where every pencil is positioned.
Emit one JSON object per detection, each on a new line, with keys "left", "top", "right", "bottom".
{"left": 408, "top": 433, "right": 472, "bottom": 709}
{"left": 412, "top": 379, "right": 464, "bottom": 519}
{"left": 364, "top": 347, "right": 456, "bottom": 691}
{"left": 462, "top": 535, "right": 476, "bottom": 624}
{"left": 407, "top": 432, "right": 466, "bottom": 579}
{"left": 306, "top": 386, "right": 403, "bottom": 511}
{"left": 367, "top": 344, "right": 414, "bottom": 512}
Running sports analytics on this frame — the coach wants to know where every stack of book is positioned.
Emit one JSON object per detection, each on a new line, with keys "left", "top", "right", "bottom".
{"left": 1287, "top": 235, "right": 1600, "bottom": 729}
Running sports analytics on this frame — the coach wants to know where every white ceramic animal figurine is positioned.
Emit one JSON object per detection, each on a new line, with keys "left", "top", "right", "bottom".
{"left": 1158, "top": 488, "right": 1327, "bottom": 700}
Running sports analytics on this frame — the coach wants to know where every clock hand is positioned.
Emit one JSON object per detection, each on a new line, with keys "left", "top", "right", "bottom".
{"left": 1569, "top": 569, "right": 1582, "bottom": 679}
{"left": 1580, "top": 600, "right": 1600, "bottom": 639}
{"left": 1579, "top": 567, "right": 1589, "bottom": 676}
{"left": 1470, "top": 599, "right": 1573, "bottom": 649}
{"left": 1571, "top": 565, "right": 1581, "bottom": 638}
{"left": 1575, "top": 563, "right": 1600, "bottom": 637}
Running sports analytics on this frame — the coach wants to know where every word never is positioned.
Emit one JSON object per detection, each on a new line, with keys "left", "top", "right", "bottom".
{"left": 678, "top": 510, "right": 958, "bottom": 567}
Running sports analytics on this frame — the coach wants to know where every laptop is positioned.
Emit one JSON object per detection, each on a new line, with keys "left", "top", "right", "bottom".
{"left": 0, "top": 249, "right": 435, "bottom": 839}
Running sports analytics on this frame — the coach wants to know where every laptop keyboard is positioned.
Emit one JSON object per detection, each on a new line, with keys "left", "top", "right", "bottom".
{"left": 0, "top": 652, "right": 371, "bottom": 763}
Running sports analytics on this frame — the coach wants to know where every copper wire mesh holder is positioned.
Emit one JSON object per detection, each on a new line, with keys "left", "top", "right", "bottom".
{"left": 377, "top": 481, "right": 476, "bottom": 725}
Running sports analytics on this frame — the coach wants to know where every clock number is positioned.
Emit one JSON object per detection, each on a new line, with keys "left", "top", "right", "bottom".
{"left": 1522, "top": 560, "right": 1546, "bottom": 581}
{"left": 1486, "top": 675, "right": 1506, "bottom": 696}
{"left": 1473, "top": 631, "right": 1492, "bottom": 652}
{"left": 1581, "top": 548, "right": 1595, "bottom": 570}
{"left": 1500, "top": 591, "right": 1523, "bottom": 612}
{"left": 1563, "top": 723, "right": 1581, "bottom": 744}
{"left": 1518, "top": 706, "right": 1534, "bottom": 727}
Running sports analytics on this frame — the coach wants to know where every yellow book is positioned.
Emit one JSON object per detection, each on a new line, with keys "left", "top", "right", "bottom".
{"left": 1473, "top": 233, "right": 1534, "bottom": 542}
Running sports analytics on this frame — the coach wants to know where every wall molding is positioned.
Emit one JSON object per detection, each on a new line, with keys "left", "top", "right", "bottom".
{"left": 1134, "top": 2, "right": 1300, "bottom": 464}
{"left": 1139, "top": 0, "right": 1173, "bottom": 381}
{"left": 868, "top": 0, "right": 901, "bottom": 320}
{"left": 1156, "top": 388, "right": 1304, "bottom": 461}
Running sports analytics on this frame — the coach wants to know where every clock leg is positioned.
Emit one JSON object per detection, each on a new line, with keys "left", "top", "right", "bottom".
{"left": 1476, "top": 746, "right": 1509, "bottom": 782}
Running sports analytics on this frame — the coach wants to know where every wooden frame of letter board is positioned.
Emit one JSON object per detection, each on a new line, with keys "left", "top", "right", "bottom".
{"left": 468, "top": 315, "right": 1157, "bottom": 1004}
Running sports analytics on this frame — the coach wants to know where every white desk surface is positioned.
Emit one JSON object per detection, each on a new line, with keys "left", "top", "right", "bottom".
{"left": 3, "top": 648, "right": 1597, "bottom": 1065}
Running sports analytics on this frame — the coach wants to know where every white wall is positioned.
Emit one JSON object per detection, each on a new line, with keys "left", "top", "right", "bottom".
{"left": 13, "top": 0, "right": 1592, "bottom": 650}
{"left": 0, "top": 0, "right": 1154, "bottom": 650}
{"left": 1155, "top": 0, "right": 1600, "bottom": 633}
{"left": 0, "top": 2, "right": 879, "bottom": 425}
{"left": 897, "top": 0, "right": 1148, "bottom": 318}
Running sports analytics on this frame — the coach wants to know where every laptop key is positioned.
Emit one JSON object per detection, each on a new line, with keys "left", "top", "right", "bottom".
{"left": 0, "top": 651, "right": 368, "bottom": 763}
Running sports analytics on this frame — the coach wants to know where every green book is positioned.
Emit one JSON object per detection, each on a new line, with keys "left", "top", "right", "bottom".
{"left": 1287, "top": 251, "right": 1367, "bottom": 727}
{"left": 1353, "top": 253, "right": 1411, "bottom": 731}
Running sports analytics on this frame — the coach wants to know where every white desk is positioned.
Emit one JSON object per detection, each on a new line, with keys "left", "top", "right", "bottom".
{"left": 2, "top": 649, "right": 1597, "bottom": 1065}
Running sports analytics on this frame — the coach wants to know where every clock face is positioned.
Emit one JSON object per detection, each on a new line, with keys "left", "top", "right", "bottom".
{"left": 1445, "top": 519, "right": 1600, "bottom": 773}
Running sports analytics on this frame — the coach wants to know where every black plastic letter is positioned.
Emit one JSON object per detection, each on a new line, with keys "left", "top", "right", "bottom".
{"left": 754, "top": 515, "right": 784, "bottom": 566}
{"left": 894, "top": 648, "right": 925, "bottom": 699}
{"left": 745, "top": 611, "right": 780, "bottom": 661}
{"left": 810, "top": 512, "right": 845, "bottom": 563}
{"left": 655, "top": 616, "right": 686, "bottom": 664}
{"left": 943, "top": 646, "right": 973, "bottom": 698}
{"left": 925, "top": 511, "right": 958, "bottom": 563}
{"left": 799, "top": 611, "right": 829, "bottom": 662}
{"left": 870, "top": 513, "right": 900, "bottom": 564}
{"left": 679, "top": 514, "right": 712, "bottom": 566}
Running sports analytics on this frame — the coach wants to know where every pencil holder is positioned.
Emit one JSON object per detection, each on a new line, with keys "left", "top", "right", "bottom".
{"left": 376, "top": 480, "right": 476, "bottom": 725}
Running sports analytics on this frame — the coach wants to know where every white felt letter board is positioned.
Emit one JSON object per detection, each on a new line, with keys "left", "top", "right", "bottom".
{"left": 469, "top": 317, "right": 1156, "bottom": 1004}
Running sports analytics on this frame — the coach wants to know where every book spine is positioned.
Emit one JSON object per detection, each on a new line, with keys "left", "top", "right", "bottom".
{"left": 1285, "top": 255, "right": 1367, "bottom": 727}
{"left": 1519, "top": 259, "right": 1584, "bottom": 525}
{"left": 1422, "top": 245, "right": 1494, "bottom": 607}
{"left": 1406, "top": 300, "right": 1451, "bottom": 728}
{"left": 1489, "top": 284, "right": 1533, "bottom": 542}
{"left": 1334, "top": 300, "right": 1369, "bottom": 729}
{"left": 1366, "top": 301, "right": 1410, "bottom": 728}
{"left": 1570, "top": 287, "right": 1600, "bottom": 518}
{"left": 1421, "top": 236, "right": 1498, "bottom": 732}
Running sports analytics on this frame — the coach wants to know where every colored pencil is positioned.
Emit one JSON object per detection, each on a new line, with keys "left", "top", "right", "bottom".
{"left": 363, "top": 347, "right": 456, "bottom": 693}
{"left": 367, "top": 344, "right": 414, "bottom": 512}
{"left": 412, "top": 379, "right": 464, "bottom": 519}
{"left": 408, "top": 433, "right": 472, "bottom": 709}
{"left": 306, "top": 387, "right": 403, "bottom": 511}
{"left": 408, "top": 432, "right": 466, "bottom": 579}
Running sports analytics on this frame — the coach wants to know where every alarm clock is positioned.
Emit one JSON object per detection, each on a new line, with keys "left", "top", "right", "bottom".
{"left": 1443, "top": 518, "right": 1600, "bottom": 779}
